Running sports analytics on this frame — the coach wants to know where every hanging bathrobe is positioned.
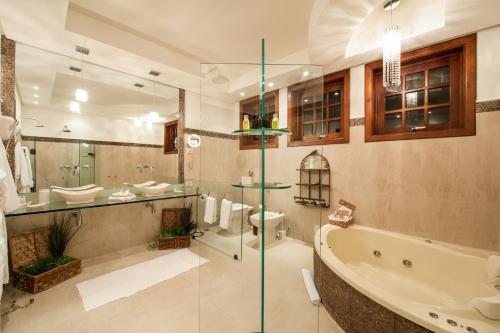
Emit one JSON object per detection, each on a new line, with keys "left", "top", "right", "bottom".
{"left": 15, "top": 142, "right": 33, "bottom": 193}
{"left": 0, "top": 139, "right": 22, "bottom": 287}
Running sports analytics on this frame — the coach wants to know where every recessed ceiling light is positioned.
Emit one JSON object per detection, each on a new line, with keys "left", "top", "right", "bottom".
{"left": 70, "top": 101, "right": 80, "bottom": 113}
{"left": 304, "top": 99, "right": 309, "bottom": 103}
{"left": 33, "top": 94, "right": 39, "bottom": 98}
{"left": 75, "top": 89, "right": 88, "bottom": 102}
{"left": 148, "top": 111, "right": 160, "bottom": 122}
{"left": 33, "top": 101, "right": 39, "bottom": 105}
{"left": 384, "top": 0, "right": 400, "bottom": 11}
{"left": 396, "top": 114, "right": 401, "bottom": 118}
{"left": 334, "top": 92, "right": 339, "bottom": 96}
{"left": 176, "top": 114, "right": 180, "bottom": 118}
{"left": 33, "top": 86, "right": 39, "bottom": 90}
{"left": 240, "top": 92, "right": 245, "bottom": 96}
{"left": 268, "top": 82, "right": 274, "bottom": 87}
{"left": 303, "top": 71, "right": 310, "bottom": 76}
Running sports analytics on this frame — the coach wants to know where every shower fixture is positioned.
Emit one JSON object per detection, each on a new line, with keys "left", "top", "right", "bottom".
{"left": 23, "top": 117, "right": 45, "bottom": 128}
{"left": 63, "top": 125, "right": 71, "bottom": 133}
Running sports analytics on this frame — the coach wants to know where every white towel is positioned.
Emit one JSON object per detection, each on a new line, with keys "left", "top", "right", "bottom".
{"left": 111, "top": 190, "right": 131, "bottom": 197}
{"left": 486, "top": 255, "right": 500, "bottom": 280}
{"left": 108, "top": 194, "right": 136, "bottom": 202}
{"left": 219, "top": 198, "right": 232, "bottom": 230}
{"left": 20, "top": 146, "right": 33, "bottom": 192}
{"left": 203, "top": 196, "right": 217, "bottom": 224}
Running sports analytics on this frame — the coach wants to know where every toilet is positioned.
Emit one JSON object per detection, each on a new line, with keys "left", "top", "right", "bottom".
{"left": 250, "top": 211, "right": 286, "bottom": 246}
{"left": 225, "top": 203, "right": 253, "bottom": 234}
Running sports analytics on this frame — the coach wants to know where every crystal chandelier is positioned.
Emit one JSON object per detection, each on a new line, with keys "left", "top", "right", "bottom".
{"left": 383, "top": 1, "right": 401, "bottom": 90}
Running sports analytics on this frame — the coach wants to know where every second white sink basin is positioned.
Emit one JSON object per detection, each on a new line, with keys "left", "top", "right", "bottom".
{"left": 136, "top": 183, "right": 170, "bottom": 197}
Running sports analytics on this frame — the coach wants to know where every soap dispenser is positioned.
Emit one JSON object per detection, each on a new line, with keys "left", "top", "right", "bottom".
{"left": 271, "top": 114, "right": 279, "bottom": 129}
{"left": 243, "top": 114, "right": 250, "bottom": 130}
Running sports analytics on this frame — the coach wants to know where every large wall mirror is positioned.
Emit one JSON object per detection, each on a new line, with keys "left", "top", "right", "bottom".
{"left": 15, "top": 43, "right": 180, "bottom": 192}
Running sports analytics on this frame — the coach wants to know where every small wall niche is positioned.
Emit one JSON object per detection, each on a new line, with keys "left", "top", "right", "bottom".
{"left": 294, "top": 150, "right": 330, "bottom": 208}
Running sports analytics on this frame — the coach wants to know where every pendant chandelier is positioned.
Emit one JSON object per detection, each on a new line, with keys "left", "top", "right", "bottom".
{"left": 383, "top": 0, "right": 401, "bottom": 90}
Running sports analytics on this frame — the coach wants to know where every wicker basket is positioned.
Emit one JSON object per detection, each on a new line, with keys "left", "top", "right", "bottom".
{"left": 161, "top": 208, "right": 190, "bottom": 231}
{"left": 8, "top": 227, "right": 81, "bottom": 294}
{"left": 158, "top": 235, "right": 191, "bottom": 250}
{"left": 328, "top": 199, "right": 356, "bottom": 228}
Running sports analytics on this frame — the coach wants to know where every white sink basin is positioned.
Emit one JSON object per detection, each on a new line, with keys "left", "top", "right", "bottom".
{"left": 136, "top": 183, "right": 170, "bottom": 197}
{"left": 250, "top": 211, "right": 285, "bottom": 228}
{"left": 52, "top": 187, "right": 104, "bottom": 205}
{"left": 50, "top": 184, "right": 97, "bottom": 191}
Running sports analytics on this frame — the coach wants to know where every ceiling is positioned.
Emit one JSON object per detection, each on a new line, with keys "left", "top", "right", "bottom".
{"left": 0, "top": 0, "right": 499, "bottom": 97}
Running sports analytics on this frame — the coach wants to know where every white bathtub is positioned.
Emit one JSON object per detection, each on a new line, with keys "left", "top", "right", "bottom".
{"left": 315, "top": 224, "right": 500, "bottom": 333}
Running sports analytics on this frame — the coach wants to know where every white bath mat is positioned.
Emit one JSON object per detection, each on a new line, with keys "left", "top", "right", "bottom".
{"left": 76, "top": 249, "right": 208, "bottom": 311}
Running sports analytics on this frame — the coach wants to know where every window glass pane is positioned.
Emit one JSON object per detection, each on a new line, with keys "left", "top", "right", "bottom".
{"left": 428, "top": 86, "right": 449, "bottom": 105}
{"left": 429, "top": 66, "right": 449, "bottom": 86}
{"left": 303, "top": 109, "right": 313, "bottom": 122}
{"left": 315, "top": 94, "right": 323, "bottom": 107}
{"left": 303, "top": 124, "right": 313, "bottom": 136}
{"left": 329, "top": 90, "right": 341, "bottom": 104}
{"left": 315, "top": 122, "right": 326, "bottom": 135}
{"left": 385, "top": 94, "right": 402, "bottom": 111}
{"left": 316, "top": 108, "right": 324, "bottom": 120}
{"left": 405, "top": 91, "right": 424, "bottom": 108}
{"left": 429, "top": 107, "right": 449, "bottom": 125}
{"left": 384, "top": 113, "right": 402, "bottom": 129}
{"left": 303, "top": 97, "right": 313, "bottom": 108}
{"left": 329, "top": 105, "right": 341, "bottom": 119}
{"left": 406, "top": 109, "right": 424, "bottom": 128}
{"left": 328, "top": 120, "right": 341, "bottom": 133}
{"left": 405, "top": 72, "right": 424, "bottom": 90}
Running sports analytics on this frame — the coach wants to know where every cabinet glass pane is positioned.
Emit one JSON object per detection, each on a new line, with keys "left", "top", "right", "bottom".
{"left": 303, "top": 123, "right": 313, "bottom": 136}
{"left": 429, "top": 107, "right": 449, "bottom": 125}
{"left": 329, "top": 105, "right": 341, "bottom": 119}
{"left": 429, "top": 86, "right": 449, "bottom": 105}
{"left": 316, "top": 108, "right": 324, "bottom": 120}
{"left": 303, "top": 109, "right": 313, "bottom": 122}
{"left": 384, "top": 112, "right": 402, "bottom": 129}
{"left": 315, "top": 94, "right": 323, "bottom": 107}
{"left": 406, "top": 109, "right": 424, "bottom": 128}
{"left": 303, "top": 96, "right": 313, "bottom": 108}
{"left": 328, "top": 120, "right": 341, "bottom": 133}
{"left": 385, "top": 94, "right": 402, "bottom": 111}
{"left": 405, "top": 72, "right": 424, "bottom": 90}
{"left": 405, "top": 91, "right": 424, "bottom": 108}
{"left": 429, "top": 66, "right": 449, "bottom": 86}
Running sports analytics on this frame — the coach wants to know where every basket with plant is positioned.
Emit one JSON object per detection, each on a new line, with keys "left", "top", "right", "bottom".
{"left": 158, "top": 207, "right": 196, "bottom": 250}
{"left": 9, "top": 213, "right": 82, "bottom": 293}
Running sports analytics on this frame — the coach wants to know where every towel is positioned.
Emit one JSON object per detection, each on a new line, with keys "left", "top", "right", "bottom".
{"left": 219, "top": 198, "right": 232, "bottom": 230}
{"left": 108, "top": 194, "right": 136, "bottom": 202}
{"left": 486, "top": 255, "right": 500, "bottom": 280}
{"left": 111, "top": 190, "right": 131, "bottom": 197}
{"left": 20, "top": 147, "right": 33, "bottom": 191}
{"left": 203, "top": 196, "right": 217, "bottom": 224}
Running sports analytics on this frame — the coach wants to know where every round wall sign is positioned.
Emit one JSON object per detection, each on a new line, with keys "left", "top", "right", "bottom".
{"left": 187, "top": 134, "right": 201, "bottom": 148}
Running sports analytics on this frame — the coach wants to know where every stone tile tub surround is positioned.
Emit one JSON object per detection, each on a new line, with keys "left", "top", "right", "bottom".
{"left": 314, "top": 224, "right": 500, "bottom": 333}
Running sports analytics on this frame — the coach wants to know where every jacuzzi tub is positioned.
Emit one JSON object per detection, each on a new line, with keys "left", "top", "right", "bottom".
{"left": 314, "top": 224, "right": 500, "bottom": 333}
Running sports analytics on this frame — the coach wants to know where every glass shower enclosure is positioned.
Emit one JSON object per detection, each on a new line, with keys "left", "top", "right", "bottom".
{"left": 197, "top": 40, "right": 325, "bottom": 332}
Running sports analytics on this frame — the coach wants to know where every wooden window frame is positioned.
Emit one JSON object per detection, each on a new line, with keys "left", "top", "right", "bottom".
{"left": 365, "top": 34, "right": 476, "bottom": 142}
{"left": 287, "top": 69, "right": 350, "bottom": 147}
{"left": 239, "top": 90, "right": 279, "bottom": 150}
{"left": 163, "top": 120, "right": 178, "bottom": 154}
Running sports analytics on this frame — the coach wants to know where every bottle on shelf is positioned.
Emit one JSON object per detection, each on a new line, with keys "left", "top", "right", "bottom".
{"left": 271, "top": 114, "right": 279, "bottom": 129}
{"left": 243, "top": 114, "right": 250, "bottom": 130}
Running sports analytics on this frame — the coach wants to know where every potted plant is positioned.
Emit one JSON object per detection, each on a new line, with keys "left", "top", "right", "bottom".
{"left": 9, "top": 213, "right": 82, "bottom": 294}
{"left": 157, "top": 207, "right": 197, "bottom": 250}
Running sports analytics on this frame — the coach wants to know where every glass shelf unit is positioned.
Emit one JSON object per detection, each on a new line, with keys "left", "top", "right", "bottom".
{"left": 6, "top": 186, "right": 198, "bottom": 217}
{"left": 232, "top": 128, "right": 291, "bottom": 136}
{"left": 232, "top": 182, "right": 292, "bottom": 190}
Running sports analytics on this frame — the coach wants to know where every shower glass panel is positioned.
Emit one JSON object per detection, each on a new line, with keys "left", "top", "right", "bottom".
{"left": 198, "top": 40, "right": 324, "bottom": 332}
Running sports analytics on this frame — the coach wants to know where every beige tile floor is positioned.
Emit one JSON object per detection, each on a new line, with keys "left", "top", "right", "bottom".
{"left": 1, "top": 238, "right": 341, "bottom": 333}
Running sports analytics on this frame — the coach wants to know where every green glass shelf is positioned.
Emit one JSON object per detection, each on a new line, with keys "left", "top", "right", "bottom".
{"left": 232, "top": 128, "right": 291, "bottom": 136}
{"left": 6, "top": 185, "right": 198, "bottom": 217}
{"left": 232, "top": 182, "right": 292, "bottom": 190}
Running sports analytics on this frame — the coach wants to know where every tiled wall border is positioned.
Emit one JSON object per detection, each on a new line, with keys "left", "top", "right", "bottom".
{"left": 476, "top": 99, "right": 500, "bottom": 113}
{"left": 1, "top": 35, "right": 16, "bottom": 172}
{"left": 349, "top": 117, "right": 365, "bottom": 127}
{"left": 185, "top": 128, "right": 237, "bottom": 140}
{"left": 21, "top": 136, "right": 163, "bottom": 148}
{"left": 178, "top": 89, "right": 185, "bottom": 183}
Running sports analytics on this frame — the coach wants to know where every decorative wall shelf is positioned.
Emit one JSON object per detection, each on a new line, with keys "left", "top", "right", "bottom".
{"left": 232, "top": 128, "right": 291, "bottom": 136}
{"left": 294, "top": 150, "right": 330, "bottom": 208}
